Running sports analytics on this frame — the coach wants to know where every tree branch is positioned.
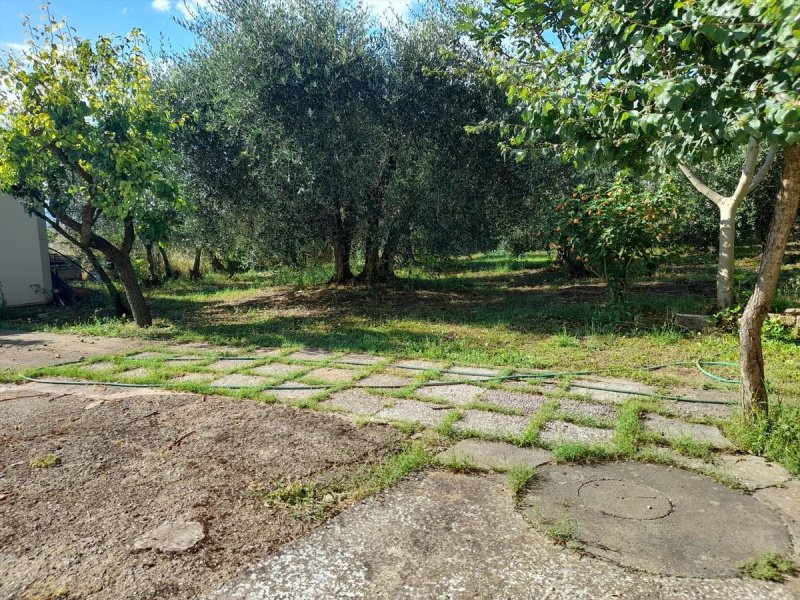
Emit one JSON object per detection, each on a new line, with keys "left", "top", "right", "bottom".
{"left": 747, "top": 144, "right": 778, "bottom": 194}
{"left": 679, "top": 163, "right": 726, "bottom": 207}
{"left": 731, "top": 137, "right": 760, "bottom": 203}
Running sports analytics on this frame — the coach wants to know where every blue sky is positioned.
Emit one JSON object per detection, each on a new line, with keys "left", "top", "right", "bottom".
{"left": 0, "top": 0, "right": 412, "bottom": 55}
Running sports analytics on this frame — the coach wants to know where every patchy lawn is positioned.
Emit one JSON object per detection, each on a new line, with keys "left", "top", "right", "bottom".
{"left": 3, "top": 249, "right": 796, "bottom": 399}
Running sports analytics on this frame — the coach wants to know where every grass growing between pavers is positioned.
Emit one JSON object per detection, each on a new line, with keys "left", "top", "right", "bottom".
{"left": 258, "top": 441, "right": 437, "bottom": 522}
{"left": 13, "top": 335, "right": 800, "bottom": 478}
{"left": 507, "top": 465, "right": 537, "bottom": 498}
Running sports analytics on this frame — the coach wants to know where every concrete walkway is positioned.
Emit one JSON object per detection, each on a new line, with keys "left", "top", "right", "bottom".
{"left": 208, "top": 470, "right": 799, "bottom": 599}
{"left": 4, "top": 335, "right": 799, "bottom": 598}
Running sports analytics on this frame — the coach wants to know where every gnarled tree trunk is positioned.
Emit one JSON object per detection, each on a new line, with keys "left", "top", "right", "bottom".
{"left": 143, "top": 241, "right": 161, "bottom": 285}
{"left": 739, "top": 144, "right": 800, "bottom": 417}
{"left": 86, "top": 248, "right": 129, "bottom": 317}
{"left": 109, "top": 249, "right": 152, "bottom": 327}
{"left": 189, "top": 247, "right": 202, "bottom": 280}
{"left": 159, "top": 246, "right": 174, "bottom": 278}
{"left": 356, "top": 154, "right": 397, "bottom": 286}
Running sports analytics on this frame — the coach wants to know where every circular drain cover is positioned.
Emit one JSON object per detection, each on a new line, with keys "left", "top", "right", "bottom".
{"left": 578, "top": 479, "right": 671, "bottom": 520}
{"left": 521, "top": 463, "right": 792, "bottom": 577}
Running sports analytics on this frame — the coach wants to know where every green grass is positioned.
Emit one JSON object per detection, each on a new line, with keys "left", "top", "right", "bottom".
{"left": 439, "top": 453, "right": 481, "bottom": 473}
{"left": 30, "top": 454, "right": 60, "bottom": 468}
{"left": 261, "top": 443, "right": 435, "bottom": 521}
{"left": 670, "top": 435, "right": 715, "bottom": 462}
{"left": 551, "top": 442, "right": 619, "bottom": 464}
{"left": 724, "top": 402, "right": 800, "bottom": 475}
{"left": 614, "top": 400, "right": 643, "bottom": 455}
{"left": 738, "top": 552, "right": 798, "bottom": 583}
{"left": 507, "top": 465, "right": 537, "bottom": 498}
{"left": 3, "top": 249, "right": 799, "bottom": 471}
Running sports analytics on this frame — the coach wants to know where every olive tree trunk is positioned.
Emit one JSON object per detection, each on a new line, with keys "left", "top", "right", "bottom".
{"left": 159, "top": 246, "right": 174, "bottom": 278}
{"left": 739, "top": 144, "right": 800, "bottom": 417}
{"left": 189, "top": 247, "right": 202, "bottom": 280}
{"left": 143, "top": 241, "right": 161, "bottom": 285}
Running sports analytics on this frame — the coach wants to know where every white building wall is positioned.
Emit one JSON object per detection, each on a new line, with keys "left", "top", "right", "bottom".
{"left": 0, "top": 196, "right": 52, "bottom": 307}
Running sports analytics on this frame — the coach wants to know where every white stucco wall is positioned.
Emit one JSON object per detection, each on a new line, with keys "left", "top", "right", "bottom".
{"left": 0, "top": 196, "right": 52, "bottom": 307}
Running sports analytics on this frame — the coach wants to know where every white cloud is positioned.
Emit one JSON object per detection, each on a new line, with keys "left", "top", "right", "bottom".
{"left": 152, "top": 0, "right": 171, "bottom": 13}
{"left": 362, "top": 0, "right": 411, "bottom": 24}
{"left": 176, "top": 0, "right": 212, "bottom": 20}
{"left": 1, "top": 41, "right": 28, "bottom": 52}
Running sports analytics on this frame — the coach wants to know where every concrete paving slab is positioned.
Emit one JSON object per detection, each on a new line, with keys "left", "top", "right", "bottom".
{"left": 271, "top": 382, "right": 320, "bottom": 401}
{"left": 302, "top": 367, "right": 360, "bottom": 383}
{"left": 642, "top": 414, "right": 733, "bottom": 449}
{"left": 442, "top": 366, "right": 500, "bottom": 381}
{"left": 755, "top": 480, "right": 800, "bottom": 522}
{"left": 374, "top": 399, "right": 450, "bottom": 427}
{"left": 250, "top": 348, "right": 283, "bottom": 356}
{"left": 133, "top": 520, "right": 205, "bottom": 553}
{"left": 663, "top": 388, "right": 736, "bottom": 418}
{"left": 249, "top": 363, "right": 305, "bottom": 378}
{"left": 206, "top": 359, "right": 257, "bottom": 372}
{"left": 453, "top": 410, "right": 529, "bottom": 439}
{"left": 116, "top": 367, "right": 152, "bottom": 380}
{"left": 81, "top": 362, "right": 116, "bottom": 373}
{"left": 337, "top": 353, "right": 383, "bottom": 365}
{"left": 717, "top": 455, "right": 793, "bottom": 490}
{"left": 322, "top": 390, "right": 387, "bottom": 415}
{"left": 522, "top": 462, "right": 792, "bottom": 578}
{"left": 437, "top": 440, "right": 552, "bottom": 471}
{"left": 171, "top": 372, "right": 215, "bottom": 383}
{"left": 208, "top": 471, "right": 793, "bottom": 600}
{"left": 287, "top": 349, "right": 336, "bottom": 361}
{"left": 569, "top": 377, "right": 657, "bottom": 403}
{"left": 128, "top": 352, "right": 165, "bottom": 360}
{"left": 356, "top": 373, "right": 415, "bottom": 388}
{"left": 0, "top": 330, "right": 147, "bottom": 371}
{"left": 416, "top": 382, "right": 485, "bottom": 405}
{"left": 209, "top": 374, "right": 270, "bottom": 388}
{"left": 392, "top": 359, "right": 446, "bottom": 371}
{"left": 557, "top": 398, "right": 618, "bottom": 422}
{"left": 538, "top": 421, "right": 615, "bottom": 445}
{"left": 480, "top": 389, "right": 549, "bottom": 414}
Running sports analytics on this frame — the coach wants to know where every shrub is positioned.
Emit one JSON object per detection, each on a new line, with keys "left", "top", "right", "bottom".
{"left": 725, "top": 403, "right": 800, "bottom": 475}
{"left": 548, "top": 172, "right": 678, "bottom": 301}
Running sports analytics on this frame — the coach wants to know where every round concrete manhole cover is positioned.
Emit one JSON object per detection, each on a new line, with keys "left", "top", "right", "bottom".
{"left": 577, "top": 479, "right": 671, "bottom": 520}
{"left": 521, "top": 463, "right": 792, "bottom": 578}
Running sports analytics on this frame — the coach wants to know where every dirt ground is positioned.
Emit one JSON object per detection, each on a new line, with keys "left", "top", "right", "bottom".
{"left": 0, "top": 385, "right": 405, "bottom": 600}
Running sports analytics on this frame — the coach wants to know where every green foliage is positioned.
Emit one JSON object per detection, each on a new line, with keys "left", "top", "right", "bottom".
{"left": 738, "top": 552, "right": 798, "bottom": 583}
{"left": 507, "top": 465, "right": 537, "bottom": 498}
{"left": 0, "top": 13, "right": 181, "bottom": 219}
{"left": 548, "top": 173, "right": 679, "bottom": 300}
{"left": 725, "top": 403, "right": 800, "bottom": 475}
{"left": 466, "top": 0, "right": 800, "bottom": 166}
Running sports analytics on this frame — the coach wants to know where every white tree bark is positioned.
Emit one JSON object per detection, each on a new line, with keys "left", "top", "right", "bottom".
{"left": 679, "top": 137, "right": 776, "bottom": 309}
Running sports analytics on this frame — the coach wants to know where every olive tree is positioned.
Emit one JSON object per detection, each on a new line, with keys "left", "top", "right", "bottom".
{"left": 177, "top": 0, "right": 386, "bottom": 284}
{"left": 0, "top": 14, "right": 181, "bottom": 326}
{"left": 467, "top": 0, "right": 800, "bottom": 415}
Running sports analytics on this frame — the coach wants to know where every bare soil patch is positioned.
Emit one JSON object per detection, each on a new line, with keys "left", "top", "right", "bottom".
{"left": 0, "top": 387, "right": 404, "bottom": 600}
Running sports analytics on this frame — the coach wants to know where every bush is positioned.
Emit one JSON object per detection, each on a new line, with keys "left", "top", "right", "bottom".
{"left": 548, "top": 172, "right": 678, "bottom": 300}
{"left": 725, "top": 403, "right": 800, "bottom": 475}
